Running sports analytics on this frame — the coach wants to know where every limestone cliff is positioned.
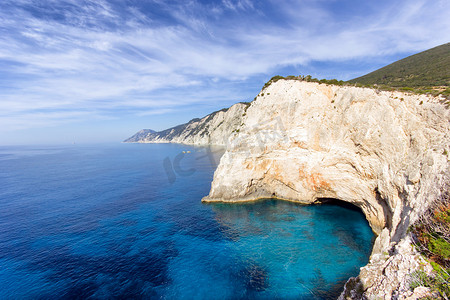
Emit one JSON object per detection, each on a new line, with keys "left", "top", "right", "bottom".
{"left": 124, "top": 102, "right": 249, "bottom": 145}
{"left": 127, "top": 78, "right": 449, "bottom": 298}
{"left": 201, "top": 80, "right": 450, "bottom": 299}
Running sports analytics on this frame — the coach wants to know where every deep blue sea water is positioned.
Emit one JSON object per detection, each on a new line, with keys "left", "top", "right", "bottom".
{"left": 0, "top": 143, "right": 374, "bottom": 299}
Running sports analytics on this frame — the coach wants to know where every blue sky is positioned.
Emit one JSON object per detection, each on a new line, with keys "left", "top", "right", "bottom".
{"left": 0, "top": 0, "right": 449, "bottom": 145}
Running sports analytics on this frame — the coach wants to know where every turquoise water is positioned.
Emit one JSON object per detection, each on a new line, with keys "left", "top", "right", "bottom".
{"left": 0, "top": 143, "right": 373, "bottom": 299}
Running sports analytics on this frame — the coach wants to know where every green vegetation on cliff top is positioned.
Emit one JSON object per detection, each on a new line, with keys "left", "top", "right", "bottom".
{"left": 263, "top": 43, "right": 450, "bottom": 99}
{"left": 348, "top": 42, "right": 450, "bottom": 98}
{"left": 349, "top": 43, "right": 450, "bottom": 88}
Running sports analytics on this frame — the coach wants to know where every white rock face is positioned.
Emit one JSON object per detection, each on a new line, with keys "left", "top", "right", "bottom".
{"left": 202, "top": 80, "right": 450, "bottom": 299}
{"left": 125, "top": 102, "right": 248, "bottom": 145}
{"left": 170, "top": 102, "right": 248, "bottom": 145}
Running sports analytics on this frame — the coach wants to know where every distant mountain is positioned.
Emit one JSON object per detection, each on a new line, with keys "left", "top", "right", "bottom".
{"left": 124, "top": 103, "right": 249, "bottom": 145}
{"left": 349, "top": 43, "right": 450, "bottom": 88}
{"left": 125, "top": 129, "right": 156, "bottom": 142}
{"left": 126, "top": 43, "right": 450, "bottom": 144}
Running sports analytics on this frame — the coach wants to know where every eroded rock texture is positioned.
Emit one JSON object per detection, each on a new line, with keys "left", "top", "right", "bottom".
{"left": 124, "top": 102, "right": 248, "bottom": 145}
{"left": 202, "top": 80, "right": 450, "bottom": 299}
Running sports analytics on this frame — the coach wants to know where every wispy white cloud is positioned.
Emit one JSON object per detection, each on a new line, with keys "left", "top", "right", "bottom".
{"left": 0, "top": 110, "right": 109, "bottom": 131}
{"left": 135, "top": 108, "right": 175, "bottom": 117}
{"left": 222, "top": 0, "right": 254, "bottom": 11}
{"left": 0, "top": 0, "right": 448, "bottom": 143}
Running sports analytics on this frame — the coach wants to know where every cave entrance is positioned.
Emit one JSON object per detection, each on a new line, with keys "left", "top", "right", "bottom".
{"left": 314, "top": 197, "right": 366, "bottom": 215}
{"left": 314, "top": 197, "right": 377, "bottom": 248}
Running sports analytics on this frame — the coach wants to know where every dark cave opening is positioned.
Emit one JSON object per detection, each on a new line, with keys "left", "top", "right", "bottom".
{"left": 314, "top": 197, "right": 365, "bottom": 214}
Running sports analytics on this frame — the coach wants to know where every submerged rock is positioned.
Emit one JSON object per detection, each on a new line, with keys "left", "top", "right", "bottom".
{"left": 128, "top": 79, "right": 450, "bottom": 298}
{"left": 201, "top": 80, "right": 450, "bottom": 299}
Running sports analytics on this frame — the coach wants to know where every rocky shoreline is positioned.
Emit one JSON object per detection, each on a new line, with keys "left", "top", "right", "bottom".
{"left": 127, "top": 80, "right": 450, "bottom": 299}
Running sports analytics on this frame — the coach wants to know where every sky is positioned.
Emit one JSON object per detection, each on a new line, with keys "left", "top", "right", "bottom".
{"left": 0, "top": 0, "right": 449, "bottom": 145}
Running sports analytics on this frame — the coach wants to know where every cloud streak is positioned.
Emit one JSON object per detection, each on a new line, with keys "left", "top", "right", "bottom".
{"left": 0, "top": 0, "right": 449, "bottom": 142}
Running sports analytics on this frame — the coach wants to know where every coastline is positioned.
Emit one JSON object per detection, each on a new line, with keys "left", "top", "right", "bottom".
{"left": 126, "top": 81, "right": 450, "bottom": 299}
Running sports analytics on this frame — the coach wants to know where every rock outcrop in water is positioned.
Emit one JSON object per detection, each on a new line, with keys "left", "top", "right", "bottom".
{"left": 202, "top": 80, "right": 449, "bottom": 299}
{"left": 124, "top": 103, "right": 249, "bottom": 145}
{"left": 130, "top": 79, "right": 450, "bottom": 299}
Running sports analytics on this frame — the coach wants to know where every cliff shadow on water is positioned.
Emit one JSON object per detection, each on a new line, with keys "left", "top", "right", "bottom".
{"left": 207, "top": 198, "right": 375, "bottom": 298}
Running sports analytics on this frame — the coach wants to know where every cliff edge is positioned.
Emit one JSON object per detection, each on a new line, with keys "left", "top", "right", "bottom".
{"left": 124, "top": 102, "right": 249, "bottom": 145}
{"left": 202, "top": 80, "right": 450, "bottom": 299}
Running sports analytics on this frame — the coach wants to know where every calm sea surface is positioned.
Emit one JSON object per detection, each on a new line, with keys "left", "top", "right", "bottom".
{"left": 0, "top": 143, "right": 373, "bottom": 299}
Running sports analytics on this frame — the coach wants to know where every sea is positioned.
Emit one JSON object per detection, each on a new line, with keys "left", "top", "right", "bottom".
{"left": 0, "top": 143, "right": 374, "bottom": 299}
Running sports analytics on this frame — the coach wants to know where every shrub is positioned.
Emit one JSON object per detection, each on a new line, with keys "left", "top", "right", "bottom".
{"left": 259, "top": 75, "right": 449, "bottom": 100}
{"left": 410, "top": 184, "right": 450, "bottom": 297}
{"left": 270, "top": 75, "right": 285, "bottom": 82}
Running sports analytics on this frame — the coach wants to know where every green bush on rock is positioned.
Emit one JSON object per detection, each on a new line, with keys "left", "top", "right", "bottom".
{"left": 259, "top": 75, "right": 450, "bottom": 100}
{"left": 410, "top": 187, "right": 450, "bottom": 298}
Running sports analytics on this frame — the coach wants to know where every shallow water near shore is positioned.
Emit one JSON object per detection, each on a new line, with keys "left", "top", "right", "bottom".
{"left": 0, "top": 143, "right": 373, "bottom": 299}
